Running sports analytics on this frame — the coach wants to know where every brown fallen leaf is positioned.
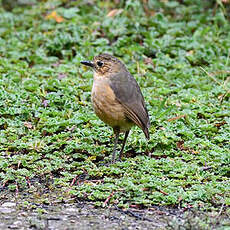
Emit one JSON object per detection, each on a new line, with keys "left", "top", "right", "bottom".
{"left": 186, "top": 50, "right": 194, "bottom": 56}
{"left": 144, "top": 57, "right": 153, "bottom": 65}
{"left": 214, "top": 120, "right": 227, "bottom": 128}
{"left": 176, "top": 141, "right": 199, "bottom": 154}
{"left": 24, "top": 122, "right": 33, "bottom": 129}
{"left": 107, "top": 9, "right": 123, "bottom": 17}
{"left": 142, "top": 0, "right": 155, "bottom": 16}
{"left": 45, "top": 11, "right": 64, "bottom": 23}
{"left": 176, "top": 140, "right": 187, "bottom": 151}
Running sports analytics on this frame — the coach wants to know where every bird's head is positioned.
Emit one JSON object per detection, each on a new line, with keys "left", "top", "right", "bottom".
{"left": 81, "top": 53, "right": 125, "bottom": 76}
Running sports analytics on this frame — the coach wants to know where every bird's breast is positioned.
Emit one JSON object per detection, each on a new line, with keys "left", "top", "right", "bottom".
{"left": 91, "top": 75, "right": 133, "bottom": 131}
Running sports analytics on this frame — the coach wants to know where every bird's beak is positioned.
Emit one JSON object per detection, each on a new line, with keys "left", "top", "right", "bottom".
{"left": 80, "top": 61, "right": 94, "bottom": 68}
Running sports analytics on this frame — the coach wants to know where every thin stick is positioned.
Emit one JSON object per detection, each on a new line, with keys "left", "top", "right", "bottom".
{"left": 167, "top": 115, "right": 186, "bottom": 122}
{"left": 200, "top": 67, "right": 222, "bottom": 86}
{"left": 200, "top": 67, "right": 230, "bottom": 103}
{"left": 103, "top": 191, "right": 115, "bottom": 207}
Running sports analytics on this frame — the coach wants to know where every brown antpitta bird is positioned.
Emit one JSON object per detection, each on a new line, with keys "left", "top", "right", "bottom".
{"left": 81, "top": 54, "right": 150, "bottom": 163}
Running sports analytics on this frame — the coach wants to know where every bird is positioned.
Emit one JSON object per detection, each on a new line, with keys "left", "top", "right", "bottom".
{"left": 81, "top": 53, "right": 150, "bottom": 163}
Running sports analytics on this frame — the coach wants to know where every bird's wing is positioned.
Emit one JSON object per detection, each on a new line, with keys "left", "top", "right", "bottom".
{"left": 109, "top": 71, "right": 150, "bottom": 139}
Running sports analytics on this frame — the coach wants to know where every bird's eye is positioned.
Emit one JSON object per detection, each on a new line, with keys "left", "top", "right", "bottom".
{"left": 97, "top": 61, "right": 103, "bottom": 67}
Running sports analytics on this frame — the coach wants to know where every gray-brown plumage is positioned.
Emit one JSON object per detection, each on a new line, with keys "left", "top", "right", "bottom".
{"left": 81, "top": 53, "right": 150, "bottom": 163}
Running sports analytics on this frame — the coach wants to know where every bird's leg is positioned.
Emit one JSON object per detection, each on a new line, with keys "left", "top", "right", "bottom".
{"left": 111, "top": 129, "right": 120, "bottom": 164}
{"left": 119, "top": 130, "right": 130, "bottom": 160}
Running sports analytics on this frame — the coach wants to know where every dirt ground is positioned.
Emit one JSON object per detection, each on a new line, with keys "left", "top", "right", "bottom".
{"left": 0, "top": 198, "right": 229, "bottom": 230}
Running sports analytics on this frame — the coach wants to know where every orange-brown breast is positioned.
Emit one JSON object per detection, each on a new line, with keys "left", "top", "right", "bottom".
{"left": 91, "top": 73, "right": 134, "bottom": 132}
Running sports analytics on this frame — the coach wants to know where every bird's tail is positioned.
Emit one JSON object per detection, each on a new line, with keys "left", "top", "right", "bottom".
{"left": 144, "top": 127, "right": 150, "bottom": 140}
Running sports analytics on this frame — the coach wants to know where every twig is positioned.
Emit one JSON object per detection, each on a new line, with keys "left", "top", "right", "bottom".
{"left": 200, "top": 67, "right": 230, "bottom": 103}
{"left": 1, "top": 180, "right": 8, "bottom": 189}
{"left": 200, "top": 67, "right": 222, "bottom": 86}
{"left": 220, "top": 88, "right": 230, "bottom": 104}
{"left": 216, "top": 202, "right": 225, "bottom": 218}
{"left": 103, "top": 191, "right": 115, "bottom": 207}
{"left": 167, "top": 115, "right": 186, "bottom": 122}
{"left": 210, "top": 70, "right": 230, "bottom": 76}
{"left": 15, "top": 181, "right": 19, "bottom": 197}
{"left": 159, "top": 190, "right": 169, "bottom": 195}
{"left": 70, "top": 175, "right": 79, "bottom": 187}
{"left": 224, "top": 76, "right": 230, "bottom": 87}
{"left": 70, "top": 169, "right": 89, "bottom": 186}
